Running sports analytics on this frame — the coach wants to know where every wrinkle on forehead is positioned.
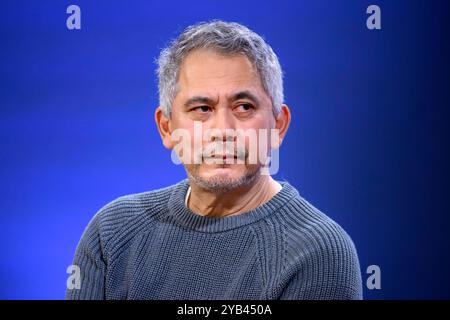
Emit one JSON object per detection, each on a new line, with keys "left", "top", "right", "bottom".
{"left": 177, "top": 49, "right": 263, "bottom": 97}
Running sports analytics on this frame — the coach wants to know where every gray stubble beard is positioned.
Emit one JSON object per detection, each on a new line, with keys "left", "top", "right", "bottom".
{"left": 184, "top": 163, "right": 262, "bottom": 193}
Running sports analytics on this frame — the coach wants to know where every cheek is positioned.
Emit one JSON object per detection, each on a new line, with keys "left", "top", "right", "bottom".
{"left": 239, "top": 116, "right": 274, "bottom": 144}
{"left": 243, "top": 110, "right": 274, "bottom": 129}
{"left": 169, "top": 116, "right": 202, "bottom": 163}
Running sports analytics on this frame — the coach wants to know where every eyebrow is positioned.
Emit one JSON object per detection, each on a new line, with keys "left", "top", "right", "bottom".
{"left": 230, "top": 90, "right": 260, "bottom": 105}
{"left": 183, "top": 96, "right": 218, "bottom": 109}
{"left": 183, "top": 90, "right": 260, "bottom": 109}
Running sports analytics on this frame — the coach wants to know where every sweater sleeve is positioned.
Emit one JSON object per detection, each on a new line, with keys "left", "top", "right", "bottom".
{"left": 65, "top": 214, "right": 107, "bottom": 300}
{"left": 278, "top": 225, "right": 363, "bottom": 300}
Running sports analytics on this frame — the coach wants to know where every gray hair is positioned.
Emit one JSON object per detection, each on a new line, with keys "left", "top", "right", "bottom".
{"left": 156, "top": 20, "right": 284, "bottom": 117}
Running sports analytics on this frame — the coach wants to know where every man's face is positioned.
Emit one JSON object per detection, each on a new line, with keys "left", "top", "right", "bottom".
{"left": 168, "top": 49, "right": 276, "bottom": 191}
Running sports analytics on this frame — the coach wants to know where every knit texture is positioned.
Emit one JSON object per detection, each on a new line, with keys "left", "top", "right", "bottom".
{"left": 66, "top": 179, "right": 363, "bottom": 300}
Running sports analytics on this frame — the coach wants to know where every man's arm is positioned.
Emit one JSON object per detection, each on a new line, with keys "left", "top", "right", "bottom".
{"left": 278, "top": 227, "right": 363, "bottom": 300}
{"left": 66, "top": 214, "right": 106, "bottom": 300}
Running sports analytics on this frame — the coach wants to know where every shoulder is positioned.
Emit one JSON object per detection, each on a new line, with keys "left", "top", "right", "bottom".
{"left": 79, "top": 182, "right": 178, "bottom": 259}
{"left": 274, "top": 189, "right": 363, "bottom": 299}
{"left": 282, "top": 195, "right": 358, "bottom": 259}
{"left": 96, "top": 183, "right": 174, "bottom": 230}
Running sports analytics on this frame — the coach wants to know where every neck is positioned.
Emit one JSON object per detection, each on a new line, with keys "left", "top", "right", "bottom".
{"left": 187, "top": 174, "right": 282, "bottom": 218}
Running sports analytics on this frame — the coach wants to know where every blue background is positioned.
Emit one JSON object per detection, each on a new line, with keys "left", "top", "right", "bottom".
{"left": 1, "top": 0, "right": 449, "bottom": 299}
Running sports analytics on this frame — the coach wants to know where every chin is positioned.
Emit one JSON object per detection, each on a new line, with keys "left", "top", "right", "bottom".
{"left": 200, "top": 164, "right": 247, "bottom": 179}
{"left": 186, "top": 163, "right": 261, "bottom": 192}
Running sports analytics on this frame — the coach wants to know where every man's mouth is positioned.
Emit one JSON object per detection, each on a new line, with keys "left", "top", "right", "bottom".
{"left": 221, "top": 154, "right": 237, "bottom": 159}
{"left": 202, "top": 153, "right": 246, "bottom": 162}
{"left": 204, "top": 154, "right": 236, "bottom": 159}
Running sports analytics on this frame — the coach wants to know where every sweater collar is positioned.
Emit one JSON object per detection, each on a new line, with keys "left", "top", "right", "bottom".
{"left": 167, "top": 178, "right": 298, "bottom": 233}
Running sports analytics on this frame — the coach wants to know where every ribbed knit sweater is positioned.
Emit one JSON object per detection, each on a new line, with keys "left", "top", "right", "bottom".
{"left": 66, "top": 179, "right": 363, "bottom": 300}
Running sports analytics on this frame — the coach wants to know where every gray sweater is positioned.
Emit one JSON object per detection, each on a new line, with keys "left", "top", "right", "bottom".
{"left": 66, "top": 179, "right": 363, "bottom": 300}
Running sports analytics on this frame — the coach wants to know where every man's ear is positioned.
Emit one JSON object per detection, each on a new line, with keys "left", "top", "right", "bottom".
{"left": 155, "top": 107, "right": 175, "bottom": 149}
{"left": 272, "top": 104, "right": 291, "bottom": 149}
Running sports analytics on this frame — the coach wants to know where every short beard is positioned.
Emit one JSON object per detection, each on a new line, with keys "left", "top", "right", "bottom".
{"left": 184, "top": 164, "right": 261, "bottom": 193}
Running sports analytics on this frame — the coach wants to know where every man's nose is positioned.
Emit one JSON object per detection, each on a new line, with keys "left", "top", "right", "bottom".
{"left": 208, "top": 108, "right": 236, "bottom": 142}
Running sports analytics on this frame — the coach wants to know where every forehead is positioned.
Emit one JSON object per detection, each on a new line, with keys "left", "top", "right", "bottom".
{"left": 176, "top": 49, "right": 265, "bottom": 97}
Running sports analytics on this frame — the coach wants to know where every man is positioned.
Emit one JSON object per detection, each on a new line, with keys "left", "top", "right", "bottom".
{"left": 66, "top": 20, "right": 363, "bottom": 300}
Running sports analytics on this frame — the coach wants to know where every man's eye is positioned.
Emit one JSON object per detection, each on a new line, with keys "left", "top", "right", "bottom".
{"left": 236, "top": 104, "right": 254, "bottom": 112}
{"left": 192, "top": 105, "right": 211, "bottom": 113}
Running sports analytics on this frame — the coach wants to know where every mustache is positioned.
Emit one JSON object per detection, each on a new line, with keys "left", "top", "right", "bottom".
{"left": 194, "top": 142, "right": 247, "bottom": 161}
